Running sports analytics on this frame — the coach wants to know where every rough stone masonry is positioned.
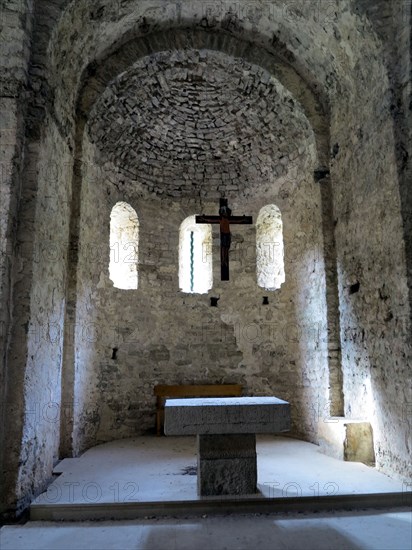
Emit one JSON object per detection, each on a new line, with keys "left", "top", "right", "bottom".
{"left": 0, "top": 0, "right": 410, "bottom": 519}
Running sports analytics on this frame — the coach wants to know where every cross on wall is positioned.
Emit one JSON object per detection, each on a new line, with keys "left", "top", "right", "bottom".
{"left": 196, "top": 199, "right": 253, "bottom": 281}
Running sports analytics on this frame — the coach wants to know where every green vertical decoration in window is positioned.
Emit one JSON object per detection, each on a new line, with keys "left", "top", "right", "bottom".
{"left": 190, "top": 231, "right": 194, "bottom": 292}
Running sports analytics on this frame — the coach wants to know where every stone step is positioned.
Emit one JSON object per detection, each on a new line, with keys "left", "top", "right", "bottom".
{"left": 30, "top": 492, "right": 410, "bottom": 522}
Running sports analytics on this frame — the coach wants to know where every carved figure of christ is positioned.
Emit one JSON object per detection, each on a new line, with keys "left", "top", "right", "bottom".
{"left": 196, "top": 199, "right": 253, "bottom": 281}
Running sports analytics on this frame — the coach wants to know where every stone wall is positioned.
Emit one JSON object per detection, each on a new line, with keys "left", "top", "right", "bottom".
{"left": 3, "top": 114, "right": 73, "bottom": 514}
{"left": 331, "top": 70, "right": 412, "bottom": 478}
{"left": 69, "top": 131, "right": 328, "bottom": 453}
{"left": 319, "top": 1, "right": 412, "bottom": 479}
{"left": 0, "top": 0, "right": 34, "bottom": 517}
{"left": 358, "top": 0, "right": 412, "bottom": 335}
{"left": 1, "top": 0, "right": 411, "bottom": 518}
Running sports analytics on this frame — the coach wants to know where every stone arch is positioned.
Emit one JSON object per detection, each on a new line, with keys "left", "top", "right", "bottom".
{"left": 3, "top": 0, "right": 409, "bottom": 518}
{"left": 76, "top": 28, "right": 330, "bottom": 167}
{"left": 59, "top": 24, "right": 342, "bottom": 456}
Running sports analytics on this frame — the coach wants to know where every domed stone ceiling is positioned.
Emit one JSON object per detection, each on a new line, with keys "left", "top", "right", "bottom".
{"left": 87, "top": 49, "right": 315, "bottom": 198}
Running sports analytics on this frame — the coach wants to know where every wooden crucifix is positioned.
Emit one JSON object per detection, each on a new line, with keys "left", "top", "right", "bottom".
{"left": 196, "top": 199, "right": 253, "bottom": 281}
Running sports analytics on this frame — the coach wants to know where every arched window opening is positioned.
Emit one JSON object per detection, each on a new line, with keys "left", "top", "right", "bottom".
{"left": 179, "top": 215, "right": 212, "bottom": 294}
{"left": 109, "top": 202, "right": 139, "bottom": 290}
{"left": 256, "top": 204, "right": 285, "bottom": 290}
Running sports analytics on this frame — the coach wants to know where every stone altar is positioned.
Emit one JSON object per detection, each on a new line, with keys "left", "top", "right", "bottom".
{"left": 164, "top": 396, "right": 290, "bottom": 496}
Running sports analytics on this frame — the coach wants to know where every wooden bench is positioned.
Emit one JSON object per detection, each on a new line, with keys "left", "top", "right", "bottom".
{"left": 154, "top": 384, "right": 243, "bottom": 436}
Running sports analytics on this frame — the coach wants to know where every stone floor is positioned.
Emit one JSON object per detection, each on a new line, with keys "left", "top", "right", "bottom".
{"left": 1, "top": 510, "right": 411, "bottom": 550}
{"left": 1, "top": 436, "right": 411, "bottom": 550}
{"left": 31, "top": 435, "right": 405, "bottom": 506}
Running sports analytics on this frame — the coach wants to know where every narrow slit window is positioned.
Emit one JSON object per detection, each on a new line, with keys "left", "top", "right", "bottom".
{"left": 109, "top": 202, "right": 139, "bottom": 290}
{"left": 179, "top": 215, "right": 212, "bottom": 294}
{"left": 190, "top": 230, "right": 195, "bottom": 293}
{"left": 256, "top": 204, "right": 285, "bottom": 290}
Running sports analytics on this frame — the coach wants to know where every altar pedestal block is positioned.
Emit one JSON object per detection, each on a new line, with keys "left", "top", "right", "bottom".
{"left": 197, "top": 434, "right": 257, "bottom": 495}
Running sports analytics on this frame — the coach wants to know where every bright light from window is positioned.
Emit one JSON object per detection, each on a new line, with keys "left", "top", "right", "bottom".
{"left": 256, "top": 204, "right": 285, "bottom": 290}
{"left": 179, "top": 215, "right": 212, "bottom": 294}
{"left": 109, "top": 202, "right": 139, "bottom": 290}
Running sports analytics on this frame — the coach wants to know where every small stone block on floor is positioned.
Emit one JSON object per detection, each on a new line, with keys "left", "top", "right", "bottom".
{"left": 344, "top": 422, "right": 375, "bottom": 465}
